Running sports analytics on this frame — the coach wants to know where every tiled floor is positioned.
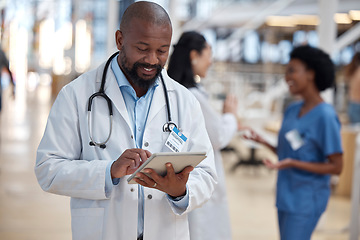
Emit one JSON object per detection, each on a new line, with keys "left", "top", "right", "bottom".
{"left": 0, "top": 85, "right": 356, "bottom": 239}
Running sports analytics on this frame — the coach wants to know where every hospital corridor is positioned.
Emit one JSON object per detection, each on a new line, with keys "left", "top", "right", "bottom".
{"left": 0, "top": 83, "right": 354, "bottom": 240}
{"left": 1, "top": 0, "right": 360, "bottom": 239}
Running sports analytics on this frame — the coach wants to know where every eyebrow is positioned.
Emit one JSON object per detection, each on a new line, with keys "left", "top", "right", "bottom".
{"left": 136, "top": 41, "right": 170, "bottom": 48}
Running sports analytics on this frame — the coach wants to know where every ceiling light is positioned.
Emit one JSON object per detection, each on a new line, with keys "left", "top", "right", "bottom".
{"left": 293, "top": 15, "right": 319, "bottom": 25}
{"left": 334, "top": 13, "right": 352, "bottom": 24}
{"left": 349, "top": 10, "right": 360, "bottom": 21}
{"left": 266, "top": 16, "right": 295, "bottom": 27}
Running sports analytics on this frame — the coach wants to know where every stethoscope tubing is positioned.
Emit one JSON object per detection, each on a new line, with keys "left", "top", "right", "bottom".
{"left": 88, "top": 112, "right": 113, "bottom": 148}
{"left": 160, "top": 73, "right": 177, "bottom": 132}
{"left": 87, "top": 52, "right": 118, "bottom": 149}
{"left": 87, "top": 52, "right": 177, "bottom": 148}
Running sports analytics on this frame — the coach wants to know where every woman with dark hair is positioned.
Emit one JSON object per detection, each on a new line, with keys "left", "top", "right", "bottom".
{"left": 344, "top": 52, "right": 360, "bottom": 124}
{"left": 168, "top": 31, "right": 241, "bottom": 240}
{"left": 245, "top": 45, "right": 343, "bottom": 240}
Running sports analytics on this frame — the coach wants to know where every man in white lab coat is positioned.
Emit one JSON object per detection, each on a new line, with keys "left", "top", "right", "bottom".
{"left": 34, "top": 2, "right": 216, "bottom": 240}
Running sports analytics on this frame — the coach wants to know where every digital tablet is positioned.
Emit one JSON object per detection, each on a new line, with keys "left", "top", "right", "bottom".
{"left": 127, "top": 152, "right": 207, "bottom": 184}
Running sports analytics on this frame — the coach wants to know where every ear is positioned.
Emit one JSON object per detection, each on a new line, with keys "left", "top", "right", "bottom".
{"left": 190, "top": 49, "right": 199, "bottom": 63}
{"left": 115, "top": 30, "right": 123, "bottom": 50}
{"left": 307, "top": 69, "right": 315, "bottom": 82}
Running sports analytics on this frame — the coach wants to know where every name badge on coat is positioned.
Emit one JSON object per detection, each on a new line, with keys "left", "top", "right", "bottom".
{"left": 165, "top": 126, "right": 187, "bottom": 152}
{"left": 285, "top": 129, "right": 304, "bottom": 151}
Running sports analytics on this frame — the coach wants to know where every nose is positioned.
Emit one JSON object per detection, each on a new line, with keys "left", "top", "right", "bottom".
{"left": 144, "top": 51, "right": 159, "bottom": 65}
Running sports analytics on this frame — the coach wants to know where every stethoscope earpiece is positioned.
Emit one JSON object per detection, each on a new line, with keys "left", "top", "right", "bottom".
{"left": 89, "top": 141, "right": 107, "bottom": 149}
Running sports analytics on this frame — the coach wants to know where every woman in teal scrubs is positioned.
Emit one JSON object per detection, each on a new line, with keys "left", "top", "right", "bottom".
{"left": 246, "top": 45, "right": 343, "bottom": 240}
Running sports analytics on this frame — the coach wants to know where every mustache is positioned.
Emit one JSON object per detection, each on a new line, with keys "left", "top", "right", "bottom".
{"left": 135, "top": 62, "right": 162, "bottom": 71}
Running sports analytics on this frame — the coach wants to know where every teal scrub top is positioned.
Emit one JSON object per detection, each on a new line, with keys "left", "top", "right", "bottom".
{"left": 276, "top": 101, "right": 343, "bottom": 215}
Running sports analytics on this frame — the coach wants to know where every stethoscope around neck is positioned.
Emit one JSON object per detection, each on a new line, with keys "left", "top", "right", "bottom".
{"left": 87, "top": 51, "right": 177, "bottom": 149}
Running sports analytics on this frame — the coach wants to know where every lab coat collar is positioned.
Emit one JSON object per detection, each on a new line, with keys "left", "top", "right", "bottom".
{"left": 96, "top": 62, "right": 133, "bottom": 131}
{"left": 95, "top": 62, "right": 174, "bottom": 134}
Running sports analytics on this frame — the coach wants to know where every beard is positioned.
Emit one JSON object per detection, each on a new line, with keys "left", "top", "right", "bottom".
{"left": 119, "top": 48, "right": 162, "bottom": 90}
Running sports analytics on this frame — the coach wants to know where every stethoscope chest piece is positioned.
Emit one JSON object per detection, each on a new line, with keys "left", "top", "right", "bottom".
{"left": 163, "top": 121, "right": 177, "bottom": 132}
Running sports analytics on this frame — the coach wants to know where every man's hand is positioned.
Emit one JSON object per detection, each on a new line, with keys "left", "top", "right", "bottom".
{"left": 134, "top": 163, "right": 194, "bottom": 198}
{"left": 110, "top": 148, "right": 152, "bottom": 179}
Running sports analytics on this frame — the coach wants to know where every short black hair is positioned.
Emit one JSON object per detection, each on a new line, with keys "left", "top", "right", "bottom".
{"left": 167, "top": 31, "right": 207, "bottom": 88}
{"left": 120, "top": 1, "right": 171, "bottom": 33}
{"left": 290, "top": 45, "right": 335, "bottom": 91}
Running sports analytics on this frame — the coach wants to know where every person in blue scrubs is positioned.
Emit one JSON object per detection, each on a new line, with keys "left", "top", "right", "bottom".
{"left": 245, "top": 45, "right": 343, "bottom": 240}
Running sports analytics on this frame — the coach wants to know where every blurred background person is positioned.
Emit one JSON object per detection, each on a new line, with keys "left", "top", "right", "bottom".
{"left": 168, "top": 31, "right": 241, "bottom": 240}
{"left": 0, "top": 48, "right": 15, "bottom": 113}
{"left": 344, "top": 52, "right": 360, "bottom": 124}
{"left": 244, "top": 45, "right": 343, "bottom": 240}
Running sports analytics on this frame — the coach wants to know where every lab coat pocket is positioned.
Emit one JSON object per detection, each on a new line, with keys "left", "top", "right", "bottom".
{"left": 71, "top": 208, "right": 104, "bottom": 240}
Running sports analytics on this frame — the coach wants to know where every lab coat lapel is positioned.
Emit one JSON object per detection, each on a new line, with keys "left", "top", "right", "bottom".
{"left": 147, "top": 78, "right": 166, "bottom": 126}
{"left": 101, "top": 67, "right": 133, "bottom": 130}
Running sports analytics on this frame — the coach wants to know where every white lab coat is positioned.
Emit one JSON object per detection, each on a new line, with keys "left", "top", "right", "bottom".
{"left": 35, "top": 62, "right": 217, "bottom": 240}
{"left": 188, "top": 86, "right": 237, "bottom": 240}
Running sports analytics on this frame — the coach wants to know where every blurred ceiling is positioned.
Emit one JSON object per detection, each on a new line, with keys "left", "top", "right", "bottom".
{"left": 182, "top": 0, "right": 360, "bottom": 30}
